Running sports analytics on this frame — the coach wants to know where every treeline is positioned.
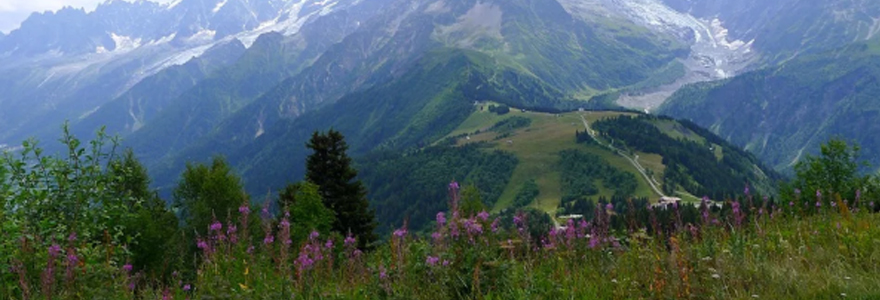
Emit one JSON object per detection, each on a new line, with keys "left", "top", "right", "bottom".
{"left": 1, "top": 127, "right": 376, "bottom": 282}
{"left": 357, "top": 143, "right": 518, "bottom": 233}
{"left": 593, "top": 115, "right": 765, "bottom": 199}
{"left": 558, "top": 149, "right": 639, "bottom": 201}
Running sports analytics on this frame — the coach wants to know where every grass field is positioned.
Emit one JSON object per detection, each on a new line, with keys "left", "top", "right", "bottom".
{"left": 447, "top": 107, "right": 661, "bottom": 216}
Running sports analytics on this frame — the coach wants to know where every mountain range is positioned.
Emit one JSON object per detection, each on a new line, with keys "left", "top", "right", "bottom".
{"left": 2, "top": 0, "right": 879, "bottom": 210}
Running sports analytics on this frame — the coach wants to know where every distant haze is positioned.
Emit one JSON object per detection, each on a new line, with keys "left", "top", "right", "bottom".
{"left": 0, "top": 0, "right": 174, "bottom": 33}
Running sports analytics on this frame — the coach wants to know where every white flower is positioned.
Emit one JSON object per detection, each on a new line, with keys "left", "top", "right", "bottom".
{"left": 711, "top": 274, "right": 721, "bottom": 279}
{"left": 841, "top": 293, "right": 847, "bottom": 297}
{"left": 752, "top": 295, "right": 759, "bottom": 298}
{"left": 611, "top": 279, "right": 618, "bottom": 284}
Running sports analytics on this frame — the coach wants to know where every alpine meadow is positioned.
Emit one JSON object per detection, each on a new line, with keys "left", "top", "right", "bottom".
{"left": 2, "top": 0, "right": 880, "bottom": 299}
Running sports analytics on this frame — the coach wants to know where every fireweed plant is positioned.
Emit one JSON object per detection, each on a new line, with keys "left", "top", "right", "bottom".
{"left": 2, "top": 137, "right": 880, "bottom": 298}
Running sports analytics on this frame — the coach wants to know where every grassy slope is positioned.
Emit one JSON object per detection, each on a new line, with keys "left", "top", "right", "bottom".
{"left": 448, "top": 108, "right": 660, "bottom": 215}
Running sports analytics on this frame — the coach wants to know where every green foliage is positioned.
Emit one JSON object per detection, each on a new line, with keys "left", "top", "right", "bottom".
{"left": 306, "top": 130, "right": 377, "bottom": 247}
{"left": 790, "top": 138, "right": 871, "bottom": 203}
{"left": 490, "top": 116, "right": 531, "bottom": 133}
{"left": 593, "top": 115, "right": 780, "bottom": 198}
{"left": 660, "top": 41, "right": 880, "bottom": 171}
{"left": 109, "top": 150, "right": 180, "bottom": 276}
{"left": 558, "top": 149, "right": 638, "bottom": 200}
{"left": 279, "top": 182, "right": 334, "bottom": 244}
{"left": 173, "top": 156, "right": 246, "bottom": 237}
{"left": 358, "top": 144, "right": 517, "bottom": 233}
{"left": 512, "top": 180, "right": 540, "bottom": 208}
{"left": 488, "top": 104, "right": 511, "bottom": 115}
{"left": 459, "top": 185, "right": 486, "bottom": 216}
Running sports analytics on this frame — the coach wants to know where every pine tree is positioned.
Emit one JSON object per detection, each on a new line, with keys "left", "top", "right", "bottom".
{"left": 306, "top": 130, "right": 377, "bottom": 247}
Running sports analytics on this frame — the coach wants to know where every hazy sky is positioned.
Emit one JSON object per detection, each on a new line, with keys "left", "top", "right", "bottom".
{"left": 0, "top": 0, "right": 173, "bottom": 34}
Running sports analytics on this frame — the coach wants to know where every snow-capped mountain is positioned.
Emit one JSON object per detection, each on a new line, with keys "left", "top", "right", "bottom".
{"left": 0, "top": 0, "right": 366, "bottom": 145}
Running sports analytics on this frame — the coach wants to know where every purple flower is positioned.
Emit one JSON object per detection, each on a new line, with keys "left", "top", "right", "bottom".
{"left": 477, "top": 211, "right": 490, "bottom": 222}
{"left": 309, "top": 231, "right": 320, "bottom": 241}
{"left": 379, "top": 266, "right": 388, "bottom": 280}
{"left": 239, "top": 204, "right": 250, "bottom": 216}
{"left": 426, "top": 256, "right": 440, "bottom": 266}
{"left": 263, "top": 234, "right": 274, "bottom": 245}
{"left": 183, "top": 284, "right": 191, "bottom": 292}
{"left": 605, "top": 203, "right": 614, "bottom": 212}
{"left": 816, "top": 190, "right": 822, "bottom": 199}
{"left": 465, "top": 219, "right": 483, "bottom": 235}
{"left": 344, "top": 234, "right": 356, "bottom": 247}
{"left": 325, "top": 239, "right": 334, "bottom": 250}
{"left": 280, "top": 218, "right": 290, "bottom": 229}
{"left": 744, "top": 185, "right": 750, "bottom": 196}
{"left": 431, "top": 231, "right": 442, "bottom": 243}
{"left": 490, "top": 218, "right": 500, "bottom": 233}
{"left": 789, "top": 201, "right": 794, "bottom": 207}
{"left": 871, "top": 201, "right": 875, "bottom": 208}
{"left": 816, "top": 201, "right": 822, "bottom": 208}
{"left": 393, "top": 228, "right": 407, "bottom": 238}
{"left": 123, "top": 264, "right": 133, "bottom": 273}
{"left": 436, "top": 212, "right": 447, "bottom": 226}
{"left": 442, "top": 260, "right": 450, "bottom": 266}
{"left": 68, "top": 232, "right": 77, "bottom": 242}
{"left": 67, "top": 253, "right": 78, "bottom": 265}
{"left": 831, "top": 201, "right": 837, "bottom": 208}
{"left": 196, "top": 239, "right": 209, "bottom": 250}
{"left": 49, "top": 244, "right": 62, "bottom": 256}
{"left": 210, "top": 221, "right": 222, "bottom": 232}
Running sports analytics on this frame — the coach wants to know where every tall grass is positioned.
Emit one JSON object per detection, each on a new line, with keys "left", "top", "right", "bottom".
{"left": 3, "top": 197, "right": 879, "bottom": 299}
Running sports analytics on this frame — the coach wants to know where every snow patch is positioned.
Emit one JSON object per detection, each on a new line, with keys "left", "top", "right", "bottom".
{"left": 213, "top": 0, "right": 228, "bottom": 14}
{"left": 166, "top": 0, "right": 182, "bottom": 9}
{"left": 188, "top": 29, "right": 217, "bottom": 43}
{"left": 110, "top": 33, "right": 142, "bottom": 53}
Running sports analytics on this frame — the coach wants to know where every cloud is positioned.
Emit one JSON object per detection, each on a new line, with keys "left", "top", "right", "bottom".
{"left": 0, "top": 0, "right": 173, "bottom": 33}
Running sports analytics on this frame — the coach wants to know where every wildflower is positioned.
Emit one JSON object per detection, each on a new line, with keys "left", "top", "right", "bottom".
{"left": 841, "top": 293, "right": 847, "bottom": 297}
{"left": 831, "top": 201, "right": 837, "bottom": 208}
{"left": 606, "top": 203, "right": 614, "bottom": 212}
{"left": 442, "top": 260, "right": 450, "bottom": 266}
{"left": 239, "top": 204, "right": 250, "bottom": 215}
{"left": 196, "top": 239, "right": 209, "bottom": 250}
{"left": 379, "top": 266, "right": 388, "bottom": 280}
{"left": 816, "top": 190, "right": 822, "bottom": 199}
{"left": 491, "top": 218, "right": 500, "bottom": 233}
{"left": 183, "top": 284, "right": 191, "bottom": 292}
{"left": 393, "top": 227, "right": 407, "bottom": 238}
{"left": 789, "top": 201, "right": 794, "bottom": 207}
{"left": 431, "top": 231, "right": 442, "bottom": 243}
{"left": 436, "top": 212, "right": 447, "bottom": 226}
{"left": 261, "top": 206, "right": 271, "bottom": 220}
{"left": 752, "top": 295, "right": 759, "bottom": 298}
{"left": 68, "top": 232, "right": 77, "bottom": 242}
{"left": 464, "top": 218, "right": 483, "bottom": 236}
{"left": 123, "top": 264, "right": 133, "bottom": 273}
{"left": 325, "top": 239, "right": 334, "bottom": 250}
{"left": 426, "top": 256, "right": 440, "bottom": 266}
{"left": 280, "top": 218, "right": 290, "bottom": 229}
{"left": 712, "top": 274, "right": 721, "bottom": 279}
{"left": 309, "top": 230, "right": 320, "bottom": 241}
{"left": 816, "top": 201, "right": 822, "bottom": 208}
{"left": 344, "top": 234, "right": 356, "bottom": 247}
{"left": 477, "top": 210, "right": 490, "bottom": 222}
{"left": 208, "top": 220, "right": 221, "bottom": 232}
{"left": 263, "top": 235, "right": 274, "bottom": 245}
{"left": 744, "top": 185, "right": 750, "bottom": 196}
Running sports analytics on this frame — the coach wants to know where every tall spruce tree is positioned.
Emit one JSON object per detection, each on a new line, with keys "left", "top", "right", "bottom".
{"left": 306, "top": 130, "right": 377, "bottom": 247}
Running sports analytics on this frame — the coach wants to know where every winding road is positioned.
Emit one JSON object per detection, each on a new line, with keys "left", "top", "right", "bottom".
{"left": 579, "top": 114, "right": 666, "bottom": 198}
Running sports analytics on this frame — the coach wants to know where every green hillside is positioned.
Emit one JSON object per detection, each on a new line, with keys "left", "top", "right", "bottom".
{"left": 349, "top": 105, "right": 779, "bottom": 233}
{"left": 659, "top": 40, "right": 880, "bottom": 172}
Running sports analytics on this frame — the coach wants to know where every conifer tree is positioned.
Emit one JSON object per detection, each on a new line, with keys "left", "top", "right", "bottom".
{"left": 306, "top": 130, "right": 377, "bottom": 247}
